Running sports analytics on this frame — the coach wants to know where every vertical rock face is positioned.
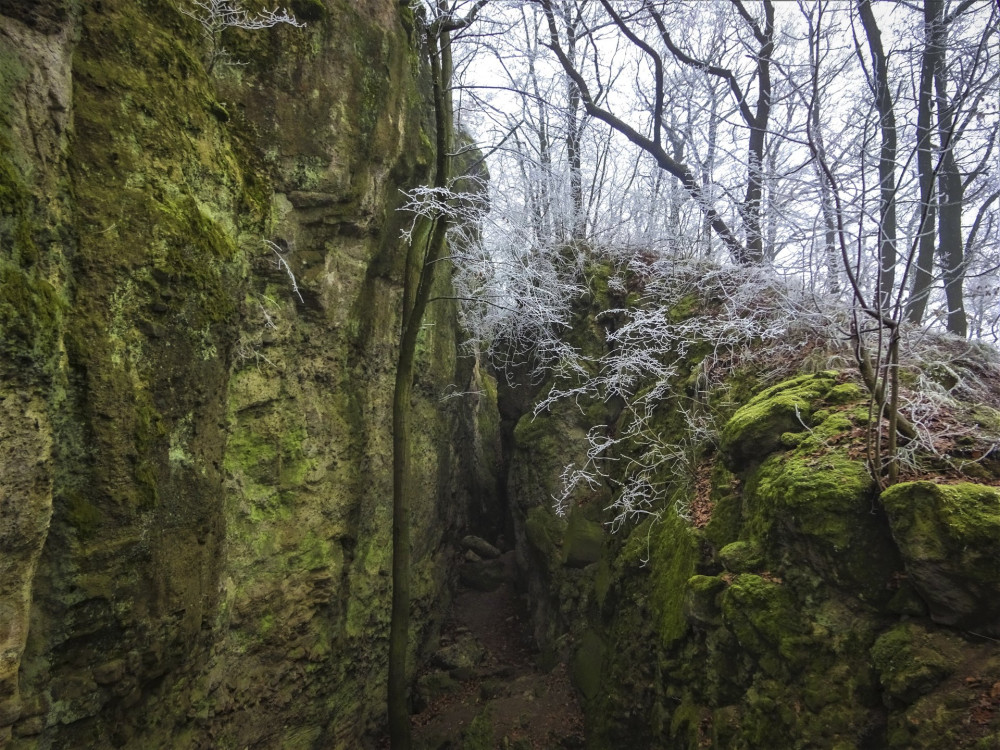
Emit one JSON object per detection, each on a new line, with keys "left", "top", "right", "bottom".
{"left": 1, "top": 1, "right": 485, "bottom": 746}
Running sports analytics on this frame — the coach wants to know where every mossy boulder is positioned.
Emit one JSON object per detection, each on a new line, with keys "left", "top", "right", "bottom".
{"left": 459, "top": 558, "right": 507, "bottom": 592}
{"left": 718, "top": 540, "right": 763, "bottom": 573}
{"left": 741, "top": 403, "right": 900, "bottom": 599}
{"left": 881, "top": 481, "right": 1000, "bottom": 633}
{"left": 871, "top": 623, "right": 961, "bottom": 705}
{"left": 461, "top": 535, "right": 501, "bottom": 559}
{"left": 434, "top": 636, "right": 486, "bottom": 672}
{"left": 720, "top": 371, "right": 843, "bottom": 469}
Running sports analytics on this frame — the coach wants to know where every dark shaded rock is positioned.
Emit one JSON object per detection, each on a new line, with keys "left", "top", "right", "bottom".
{"left": 433, "top": 637, "right": 485, "bottom": 671}
{"left": 479, "top": 680, "right": 509, "bottom": 700}
{"left": 413, "top": 670, "right": 460, "bottom": 713}
{"left": 13, "top": 715, "right": 44, "bottom": 737}
{"left": 92, "top": 660, "right": 125, "bottom": 685}
{"left": 287, "top": 190, "right": 336, "bottom": 208}
{"left": 0, "top": 0, "right": 69, "bottom": 34}
{"left": 461, "top": 535, "right": 501, "bottom": 559}
{"left": 563, "top": 514, "right": 603, "bottom": 568}
{"left": 881, "top": 481, "right": 1000, "bottom": 634}
{"left": 459, "top": 559, "right": 507, "bottom": 592}
{"left": 449, "top": 666, "right": 476, "bottom": 682}
{"left": 871, "top": 623, "right": 961, "bottom": 705}
{"left": 570, "top": 630, "right": 606, "bottom": 702}
{"left": 885, "top": 582, "right": 929, "bottom": 617}
{"left": 684, "top": 575, "right": 727, "bottom": 628}
{"left": 524, "top": 505, "right": 564, "bottom": 562}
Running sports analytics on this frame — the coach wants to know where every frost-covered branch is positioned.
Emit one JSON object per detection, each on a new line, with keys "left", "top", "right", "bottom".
{"left": 538, "top": 257, "right": 844, "bottom": 531}
{"left": 402, "top": 174, "right": 589, "bottom": 382}
{"left": 264, "top": 240, "right": 304, "bottom": 304}
{"left": 180, "top": 0, "right": 304, "bottom": 73}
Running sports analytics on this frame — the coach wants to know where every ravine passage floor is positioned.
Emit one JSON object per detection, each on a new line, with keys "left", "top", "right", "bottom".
{"left": 389, "top": 548, "right": 586, "bottom": 750}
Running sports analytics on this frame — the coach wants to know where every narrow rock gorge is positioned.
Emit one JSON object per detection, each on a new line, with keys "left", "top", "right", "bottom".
{"left": 2, "top": 2, "right": 1000, "bottom": 749}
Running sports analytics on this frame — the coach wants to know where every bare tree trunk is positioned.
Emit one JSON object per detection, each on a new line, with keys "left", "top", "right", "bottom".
{"left": 563, "top": 2, "right": 585, "bottom": 239}
{"left": 933, "top": 8, "right": 968, "bottom": 336}
{"left": 802, "top": 0, "right": 840, "bottom": 293}
{"left": 665, "top": 112, "right": 685, "bottom": 252}
{"left": 702, "top": 87, "right": 719, "bottom": 258}
{"left": 529, "top": 45, "right": 553, "bottom": 242}
{"left": 906, "top": 0, "right": 941, "bottom": 326}
{"left": 742, "top": 0, "right": 775, "bottom": 265}
{"left": 654, "top": 0, "right": 773, "bottom": 264}
{"left": 858, "top": 0, "right": 898, "bottom": 312}
{"left": 389, "top": 13, "right": 455, "bottom": 748}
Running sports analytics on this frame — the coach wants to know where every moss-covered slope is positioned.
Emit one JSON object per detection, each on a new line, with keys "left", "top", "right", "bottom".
{"left": 505, "top": 284, "right": 1000, "bottom": 749}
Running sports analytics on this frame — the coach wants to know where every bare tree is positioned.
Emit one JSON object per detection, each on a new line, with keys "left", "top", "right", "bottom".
{"left": 455, "top": 0, "right": 1000, "bottom": 490}
{"left": 905, "top": 0, "right": 1000, "bottom": 336}
{"left": 388, "top": 5, "right": 487, "bottom": 747}
{"left": 536, "top": 0, "right": 755, "bottom": 262}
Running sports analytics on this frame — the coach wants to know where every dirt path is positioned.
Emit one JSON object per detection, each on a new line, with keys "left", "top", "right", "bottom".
{"left": 408, "top": 551, "right": 586, "bottom": 750}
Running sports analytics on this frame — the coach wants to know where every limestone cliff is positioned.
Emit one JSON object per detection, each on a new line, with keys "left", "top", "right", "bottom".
{"left": 0, "top": 1, "right": 494, "bottom": 747}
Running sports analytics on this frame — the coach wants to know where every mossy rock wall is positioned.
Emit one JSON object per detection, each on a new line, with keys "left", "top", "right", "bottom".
{"left": 0, "top": 1, "right": 491, "bottom": 747}
{"left": 506, "top": 314, "right": 1000, "bottom": 748}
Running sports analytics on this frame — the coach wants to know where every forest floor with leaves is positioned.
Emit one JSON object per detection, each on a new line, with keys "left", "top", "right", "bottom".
{"left": 405, "top": 551, "right": 585, "bottom": 750}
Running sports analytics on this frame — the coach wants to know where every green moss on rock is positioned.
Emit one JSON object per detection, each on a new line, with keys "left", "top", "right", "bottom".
{"left": 702, "top": 459, "right": 742, "bottom": 549}
{"left": 721, "top": 574, "right": 809, "bottom": 679}
{"left": 746, "top": 445, "right": 871, "bottom": 551}
{"left": 463, "top": 706, "right": 494, "bottom": 750}
{"left": 525, "top": 505, "right": 565, "bottom": 564}
{"left": 721, "top": 371, "right": 841, "bottom": 469}
{"left": 881, "top": 481, "right": 1000, "bottom": 633}
{"left": 0, "top": 261, "right": 63, "bottom": 371}
{"left": 871, "top": 623, "right": 961, "bottom": 705}
{"left": 571, "top": 629, "right": 607, "bottom": 702}
{"left": 625, "top": 511, "right": 700, "bottom": 645}
{"left": 683, "top": 575, "right": 727, "bottom": 628}
{"left": 882, "top": 646, "right": 1000, "bottom": 749}
{"left": 740, "top": 397, "right": 902, "bottom": 598}
{"left": 718, "top": 540, "right": 764, "bottom": 573}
